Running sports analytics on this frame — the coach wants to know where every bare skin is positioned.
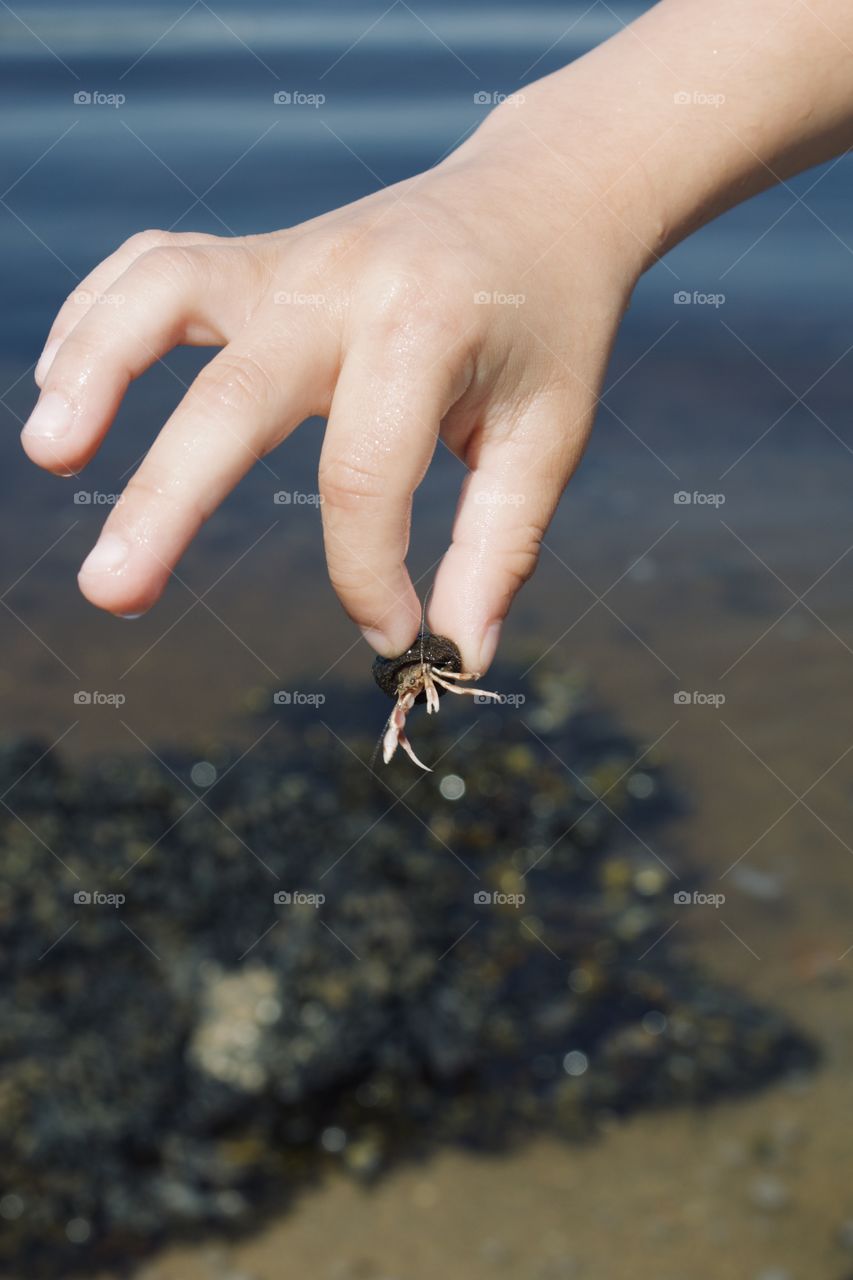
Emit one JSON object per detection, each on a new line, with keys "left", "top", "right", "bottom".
{"left": 21, "top": 0, "right": 853, "bottom": 672}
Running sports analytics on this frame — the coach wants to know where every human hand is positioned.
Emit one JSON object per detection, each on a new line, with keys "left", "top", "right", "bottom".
{"left": 20, "top": 112, "right": 644, "bottom": 673}
{"left": 29, "top": 0, "right": 852, "bottom": 672}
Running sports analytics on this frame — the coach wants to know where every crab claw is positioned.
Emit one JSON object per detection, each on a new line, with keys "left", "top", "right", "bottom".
{"left": 398, "top": 733, "right": 432, "bottom": 772}
{"left": 381, "top": 692, "right": 432, "bottom": 771}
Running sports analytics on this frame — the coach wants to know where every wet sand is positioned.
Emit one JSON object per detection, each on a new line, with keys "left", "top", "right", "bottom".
{"left": 132, "top": 1079, "right": 853, "bottom": 1280}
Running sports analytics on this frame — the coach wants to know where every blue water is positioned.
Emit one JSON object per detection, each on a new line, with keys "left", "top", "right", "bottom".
{"left": 2, "top": 0, "right": 851, "bottom": 350}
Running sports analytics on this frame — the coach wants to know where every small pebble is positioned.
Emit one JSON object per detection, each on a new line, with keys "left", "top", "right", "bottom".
{"left": 562, "top": 1050, "right": 588, "bottom": 1077}
{"left": 634, "top": 865, "right": 669, "bottom": 896}
{"left": 190, "top": 760, "right": 217, "bottom": 788}
{"left": 749, "top": 1176, "right": 790, "bottom": 1213}
{"left": 731, "top": 866, "right": 784, "bottom": 902}
{"left": 626, "top": 771, "right": 655, "bottom": 800}
{"left": 320, "top": 1126, "right": 347, "bottom": 1154}
{"left": 0, "top": 1194, "right": 23, "bottom": 1221}
{"left": 65, "top": 1218, "right": 91, "bottom": 1244}
{"left": 438, "top": 773, "right": 465, "bottom": 801}
{"left": 342, "top": 1136, "right": 383, "bottom": 1180}
{"left": 480, "top": 1237, "right": 511, "bottom": 1266}
{"left": 568, "top": 968, "right": 592, "bottom": 993}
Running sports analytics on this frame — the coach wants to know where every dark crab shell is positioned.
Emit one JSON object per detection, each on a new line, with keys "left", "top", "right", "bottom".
{"left": 372, "top": 632, "right": 463, "bottom": 701}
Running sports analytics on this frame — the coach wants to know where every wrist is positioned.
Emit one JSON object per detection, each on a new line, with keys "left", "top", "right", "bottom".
{"left": 447, "top": 89, "right": 659, "bottom": 298}
{"left": 468, "top": 0, "right": 853, "bottom": 282}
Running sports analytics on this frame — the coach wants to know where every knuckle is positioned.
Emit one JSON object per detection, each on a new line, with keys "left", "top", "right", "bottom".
{"left": 291, "top": 228, "right": 356, "bottom": 282}
{"left": 46, "top": 327, "right": 99, "bottom": 379}
{"left": 360, "top": 257, "right": 459, "bottom": 347}
{"left": 452, "top": 522, "right": 544, "bottom": 598}
{"left": 500, "top": 526, "right": 544, "bottom": 591}
{"left": 188, "top": 351, "right": 278, "bottom": 417}
{"left": 125, "top": 228, "right": 175, "bottom": 256}
{"left": 135, "top": 242, "right": 206, "bottom": 288}
{"left": 370, "top": 266, "right": 417, "bottom": 318}
{"left": 122, "top": 469, "right": 208, "bottom": 529}
{"left": 133, "top": 241, "right": 269, "bottom": 324}
{"left": 378, "top": 268, "right": 439, "bottom": 323}
{"left": 46, "top": 318, "right": 133, "bottom": 390}
{"left": 502, "top": 551, "right": 539, "bottom": 594}
{"left": 319, "top": 457, "right": 386, "bottom": 510}
{"left": 326, "top": 563, "right": 382, "bottom": 602}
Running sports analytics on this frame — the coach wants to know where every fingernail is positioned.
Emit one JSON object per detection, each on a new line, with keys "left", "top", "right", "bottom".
{"left": 80, "top": 533, "right": 129, "bottom": 576}
{"left": 35, "top": 338, "right": 61, "bottom": 384}
{"left": 478, "top": 620, "right": 502, "bottom": 672}
{"left": 22, "top": 391, "right": 72, "bottom": 440}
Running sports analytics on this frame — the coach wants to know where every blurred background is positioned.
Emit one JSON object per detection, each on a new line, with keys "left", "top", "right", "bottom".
{"left": 1, "top": 1, "right": 853, "bottom": 1277}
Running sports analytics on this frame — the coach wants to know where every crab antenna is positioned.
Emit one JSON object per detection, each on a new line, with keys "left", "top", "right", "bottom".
{"left": 417, "top": 585, "right": 434, "bottom": 668}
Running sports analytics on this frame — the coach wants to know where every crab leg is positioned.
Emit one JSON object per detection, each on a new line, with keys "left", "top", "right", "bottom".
{"left": 431, "top": 672, "right": 501, "bottom": 701}
{"left": 382, "top": 692, "right": 413, "bottom": 762}
{"left": 398, "top": 732, "right": 432, "bottom": 772}
{"left": 381, "top": 691, "right": 432, "bottom": 771}
{"left": 423, "top": 668, "right": 441, "bottom": 714}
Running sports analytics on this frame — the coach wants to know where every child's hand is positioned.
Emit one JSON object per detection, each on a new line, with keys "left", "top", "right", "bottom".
{"left": 21, "top": 117, "right": 642, "bottom": 673}
{"left": 24, "top": 0, "right": 853, "bottom": 672}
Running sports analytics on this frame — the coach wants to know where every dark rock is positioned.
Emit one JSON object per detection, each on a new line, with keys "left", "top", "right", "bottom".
{"left": 0, "top": 669, "right": 816, "bottom": 1275}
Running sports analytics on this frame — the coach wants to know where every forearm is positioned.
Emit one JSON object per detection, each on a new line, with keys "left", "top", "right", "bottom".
{"left": 462, "top": 0, "right": 853, "bottom": 274}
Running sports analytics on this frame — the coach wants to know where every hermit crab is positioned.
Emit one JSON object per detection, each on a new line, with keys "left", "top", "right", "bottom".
{"left": 372, "top": 632, "right": 501, "bottom": 771}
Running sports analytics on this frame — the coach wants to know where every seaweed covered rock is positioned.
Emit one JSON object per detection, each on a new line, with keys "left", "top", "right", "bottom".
{"left": 0, "top": 672, "right": 815, "bottom": 1275}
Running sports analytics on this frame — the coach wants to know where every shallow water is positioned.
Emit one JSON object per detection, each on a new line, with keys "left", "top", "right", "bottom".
{"left": 3, "top": 1, "right": 853, "bottom": 1277}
